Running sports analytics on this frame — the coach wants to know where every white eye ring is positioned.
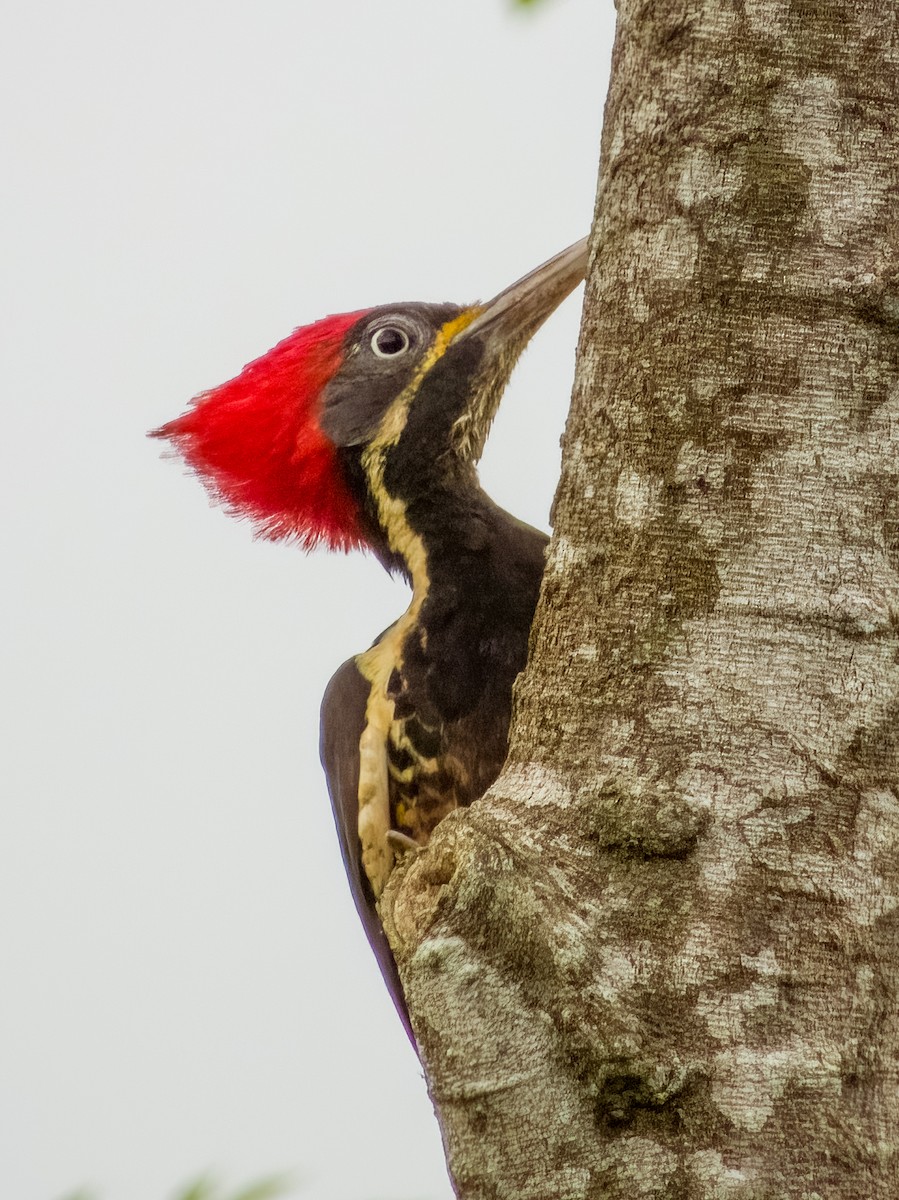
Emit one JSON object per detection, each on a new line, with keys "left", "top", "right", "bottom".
{"left": 371, "top": 326, "right": 411, "bottom": 358}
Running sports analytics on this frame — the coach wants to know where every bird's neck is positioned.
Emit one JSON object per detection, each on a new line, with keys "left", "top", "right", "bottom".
{"left": 373, "top": 475, "right": 505, "bottom": 590}
{"left": 385, "top": 476, "right": 549, "bottom": 636}
{"left": 383, "top": 476, "right": 548, "bottom": 728}
{"left": 339, "top": 448, "right": 547, "bottom": 613}
{"left": 344, "top": 447, "right": 548, "bottom": 735}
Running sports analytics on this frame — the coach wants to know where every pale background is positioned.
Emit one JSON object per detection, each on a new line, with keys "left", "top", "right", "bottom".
{"left": 2, "top": 2, "right": 613, "bottom": 1197}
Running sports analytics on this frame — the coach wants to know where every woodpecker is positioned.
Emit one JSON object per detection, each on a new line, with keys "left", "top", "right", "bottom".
{"left": 153, "top": 238, "right": 588, "bottom": 1043}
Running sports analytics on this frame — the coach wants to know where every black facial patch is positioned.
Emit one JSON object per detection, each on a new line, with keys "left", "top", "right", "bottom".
{"left": 319, "top": 302, "right": 464, "bottom": 447}
{"left": 379, "top": 334, "right": 487, "bottom": 502}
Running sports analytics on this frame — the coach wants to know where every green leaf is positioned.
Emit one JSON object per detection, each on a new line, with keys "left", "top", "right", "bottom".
{"left": 174, "top": 1179, "right": 217, "bottom": 1200}
{"left": 231, "top": 1177, "right": 293, "bottom": 1200}
{"left": 173, "top": 1176, "right": 291, "bottom": 1200}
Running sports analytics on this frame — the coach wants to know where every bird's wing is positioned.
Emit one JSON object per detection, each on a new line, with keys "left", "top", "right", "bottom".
{"left": 319, "top": 655, "right": 415, "bottom": 1047}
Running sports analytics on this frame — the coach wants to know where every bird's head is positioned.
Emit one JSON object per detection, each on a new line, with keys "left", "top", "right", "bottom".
{"left": 152, "top": 238, "right": 588, "bottom": 552}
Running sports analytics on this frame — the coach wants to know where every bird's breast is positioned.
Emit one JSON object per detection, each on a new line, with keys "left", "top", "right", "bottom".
{"left": 354, "top": 613, "right": 513, "bottom": 898}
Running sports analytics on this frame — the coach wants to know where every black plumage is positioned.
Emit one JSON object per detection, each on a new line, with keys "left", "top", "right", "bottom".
{"left": 316, "top": 239, "right": 587, "bottom": 1045}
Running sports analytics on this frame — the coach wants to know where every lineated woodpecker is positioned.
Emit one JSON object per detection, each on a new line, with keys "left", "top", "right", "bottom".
{"left": 153, "top": 239, "right": 588, "bottom": 1043}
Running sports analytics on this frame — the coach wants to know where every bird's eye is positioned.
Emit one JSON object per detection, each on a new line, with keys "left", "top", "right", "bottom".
{"left": 370, "top": 326, "right": 411, "bottom": 358}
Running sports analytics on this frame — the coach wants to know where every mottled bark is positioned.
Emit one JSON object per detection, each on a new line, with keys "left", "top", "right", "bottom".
{"left": 382, "top": 1, "right": 899, "bottom": 1196}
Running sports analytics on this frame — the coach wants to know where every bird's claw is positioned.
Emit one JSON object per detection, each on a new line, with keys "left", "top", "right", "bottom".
{"left": 387, "top": 830, "right": 421, "bottom": 856}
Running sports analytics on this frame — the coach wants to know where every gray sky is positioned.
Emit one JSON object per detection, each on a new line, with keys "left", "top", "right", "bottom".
{"left": 2, "top": 2, "right": 613, "bottom": 1197}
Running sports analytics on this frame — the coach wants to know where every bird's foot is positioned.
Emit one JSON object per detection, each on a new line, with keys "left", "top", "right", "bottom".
{"left": 387, "top": 830, "right": 421, "bottom": 856}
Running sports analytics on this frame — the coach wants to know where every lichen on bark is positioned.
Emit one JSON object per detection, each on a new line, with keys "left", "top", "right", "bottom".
{"left": 383, "top": 1, "right": 899, "bottom": 1196}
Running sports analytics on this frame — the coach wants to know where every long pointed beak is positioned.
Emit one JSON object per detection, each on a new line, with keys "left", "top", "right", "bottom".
{"left": 459, "top": 236, "right": 589, "bottom": 347}
{"left": 449, "top": 236, "right": 589, "bottom": 461}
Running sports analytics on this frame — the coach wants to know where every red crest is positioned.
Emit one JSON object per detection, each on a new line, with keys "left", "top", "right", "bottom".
{"left": 153, "top": 312, "right": 369, "bottom": 549}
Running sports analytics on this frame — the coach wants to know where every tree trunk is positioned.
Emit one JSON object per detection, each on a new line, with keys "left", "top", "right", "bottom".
{"left": 381, "top": 1, "right": 899, "bottom": 1195}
